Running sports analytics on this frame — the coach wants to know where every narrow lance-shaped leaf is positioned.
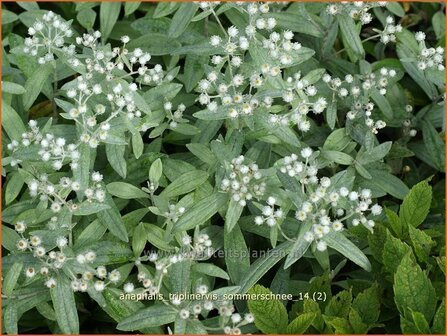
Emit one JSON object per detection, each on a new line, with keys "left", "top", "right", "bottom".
{"left": 322, "top": 232, "right": 371, "bottom": 271}
{"left": 50, "top": 275, "right": 80, "bottom": 334}
{"left": 173, "top": 193, "right": 228, "bottom": 232}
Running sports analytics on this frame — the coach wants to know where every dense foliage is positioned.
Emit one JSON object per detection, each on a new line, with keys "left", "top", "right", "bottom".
{"left": 1, "top": 1, "right": 445, "bottom": 334}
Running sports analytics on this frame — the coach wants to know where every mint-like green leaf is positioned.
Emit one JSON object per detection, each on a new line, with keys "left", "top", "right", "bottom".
{"left": 393, "top": 253, "right": 436, "bottom": 322}
{"left": 247, "top": 284, "right": 288, "bottom": 334}
{"left": 399, "top": 179, "right": 432, "bottom": 227}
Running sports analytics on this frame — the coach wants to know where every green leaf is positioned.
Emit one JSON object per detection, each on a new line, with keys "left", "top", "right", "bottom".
{"left": 368, "top": 169, "right": 409, "bottom": 200}
{"left": 17, "top": 2, "right": 39, "bottom": 11}
{"left": 386, "top": 2, "right": 405, "bottom": 17}
{"left": 5, "top": 172, "right": 25, "bottom": 205}
{"left": 399, "top": 179, "right": 432, "bottom": 228}
{"left": 100, "top": 2, "right": 121, "bottom": 42}
{"left": 2, "top": 101, "right": 26, "bottom": 141}
{"left": 408, "top": 226, "right": 434, "bottom": 262}
{"left": 106, "top": 143, "right": 127, "bottom": 178}
{"left": 352, "top": 283, "right": 381, "bottom": 325}
{"left": 97, "top": 195, "right": 129, "bottom": 242}
{"left": 77, "top": 8, "right": 96, "bottom": 30}
{"left": 183, "top": 54, "right": 207, "bottom": 92}
{"left": 23, "top": 62, "right": 53, "bottom": 111}
{"left": 323, "top": 316, "right": 352, "bottom": 334}
{"left": 356, "top": 141, "right": 392, "bottom": 165}
{"left": 326, "top": 97, "right": 337, "bottom": 130}
{"left": 325, "top": 290, "right": 352, "bottom": 318}
{"left": 168, "top": 260, "right": 192, "bottom": 294}
{"left": 161, "top": 170, "right": 209, "bottom": 198}
{"left": 107, "top": 182, "right": 149, "bottom": 199}
{"left": 173, "top": 193, "right": 228, "bottom": 232}
{"left": 238, "top": 241, "right": 293, "bottom": 294}
{"left": 132, "top": 223, "right": 147, "bottom": 256}
{"left": 432, "top": 11, "right": 445, "bottom": 40}
{"left": 117, "top": 304, "right": 177, "bottom": 331}
{"left": 348, "top": 308, "right": 368, "bottom": 334}
{"left": 225, "top": 198, "right": 244, "bottom": 232}
{"left": 3, "top": 262, "right": 23, "bottom": 296}
{"left": 224, "top": 224, "right": 250, "bottom": 284}
{"left": 397, "top": 43, "right": 437, "bottom": 99}
{"left": 143, "top": 83, "right": 183, "bottom": 110}
{"left": 385, "top": 208, "right": 405, "bottom": 237}
{"left": 168, "top": 3, "right": 198, "bottom": 39}
{"left": 127, "top": 33, "right": 182, "bottom": 56}
{"left": 432, "top": 299, "right": 446, "bottom": 334}
{"left": 286, "top": 312, "right": 316, "bottom": 334}
{"left": 102, "top": 288, "right": 160, "bottom": 333}
{"left": 124, "top": 2, "right": 141, "bottom": 16}
{"left": 2, "top": 81, "right": 26, "bottom": 94}
{"left": 382, "top": 232, "right": 413, "bottom": 274}
{"left": 338, "top": 15, "right": 364, "bottom": 59}
{"left": 421, "top": 120, "right": 445, "bottom": 172}
{"left": 72, "top": 143, "right": 92, "bottom": 196}
{"left": 321, "top": 150, "right": 354, "bottom": 165}
{"left": 192, "top": 263, "right": 229, "bottom": 280}
{"left": 267, "top": 12, "right": 322, "bottom": 37}
{"left": 131, "top": 132, "right": 144, "bottom": 159}
{"left": 247, "top": 284, "right": 288, "bottom": 334}
{"left": 50, "top": 275, "right": 80, "bottom": 334}
{"left": 411, "top": 311, "right": 431, "bottom": 334}
{"left": 2, "top": 9, "right": 18, "bottom": 25}
{"left": 154, "top": 2, "right": 180, "bottom": 18}
{"left": 323, "top": 128, "right": 350, "bottom": 151}
{"left": 149, "top": 158, "right": 163, "bottom": 184}
{"left": 4, "top": 304, "right": 18, "bottom": 335}
{"left": 322, "top": 232, "right": 371, "bottom": 271}
{"left": 2, "top": 225, "right": 21, "bottom": 252}
{"left": 394, "top": 253, "right": 436, "bottom": 322}
{"left": 73, "top": 202, "right": 110, "bottom": 216}
{"left": 284, "top": 221, "right": 312, "bottom": 269}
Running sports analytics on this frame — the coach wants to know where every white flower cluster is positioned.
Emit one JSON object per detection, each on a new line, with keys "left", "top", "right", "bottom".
{"left": 66, "top": 78, "right": 143, "bottom": 148}
{"left": 254, "top": 197, "right": 284, "bottom": 227}
{"left": 294, "top": 178, "right": 382, "bottom": 251}
{"left": 261, "top": 30, "right": 301, "bottom": 67}
{"left": 326, "top": 2, "right": 387, "bottom": 25}
{"left": 15, "top": 220, "right": 103, "bottom": 290}
{"left": 278, "top": 147, "right": 318, "bottom": 184}
{"left": 162, "top": 203, "right": 186, "bottom": 224}
{"left": 323, "top": 68, "right": 396, "bottom": 133}
{"left": 7, "top": 120, "right": 80, "bottom": 169}
{"left": 220, "top": 155, "right": 265, "bottom": 206}
{"left": 23, "top": 11, "right": 73, "bottom": 64}
{"left": 73, "top": 32, "right": 166, "bottom": 86}
{"left": 379, "top": 16, "right": 403, "bottom": 44}
{"left": 130, "top": 234, "right": 214, "bottom": 298}
{"left": 73, "top": 266, "right": 122, "bottom": 293}
{"left": 28, "top": 171, "right": 105, "bottom": 214}
{"left": 269, "top": 73, "right": 328, "bottom": 132}
{"left": 202, "top": 28, "right": 257, "bottom": 120}
{"left": 175, "top": 284, "right": 254, "bottom": 335}
{"left": 163, "top": 102, "right": 188, "bottom": 130}
{"left": 402, "top": 105, "right": 417, "bottom": 137}
{"left": 22, "top": 14, "right": 174, "bottom": 153}
{"left": 415, "top": 32, "right": 445, "bottom": 71}
{"left": 199, "top": 3, "right": 278, "bottom": 122}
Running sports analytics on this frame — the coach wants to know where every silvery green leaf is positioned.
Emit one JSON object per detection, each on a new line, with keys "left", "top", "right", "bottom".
{"left": 50, "top": 275, "right": 80, "bottom": 334}
{"left": 117, "top": 304, "right": 178, "bottom": 331}
{"left": 100, "top": 2, "right": 121, "bottom": 42}
{"left": 323, "top": 232, "right": 371, "bottom": 271}
{"left": 174, "top": 193, "right": 228, "bottom": 232}
{"left": 107, "top": 182, "right": 150, "bottom": 199}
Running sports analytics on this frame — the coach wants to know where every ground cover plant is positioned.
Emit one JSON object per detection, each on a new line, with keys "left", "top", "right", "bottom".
{"left": 1, "top": 1, "right": 445, "bottom": 334}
